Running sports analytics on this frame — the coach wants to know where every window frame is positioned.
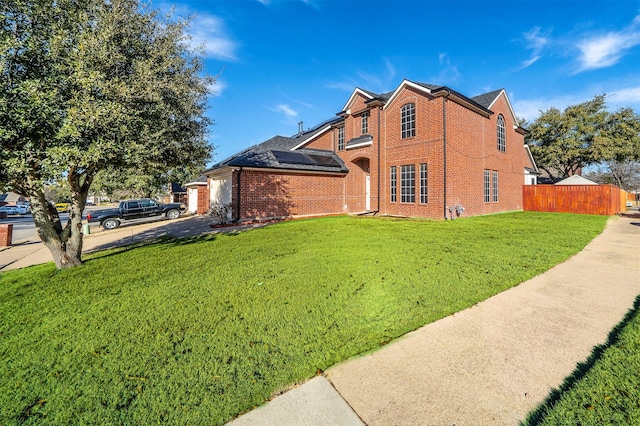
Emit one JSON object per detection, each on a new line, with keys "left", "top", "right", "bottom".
{"left": 492, "top": 170, "right": 499, "bottom": 202}
{"left": 390, "top": 166, "right": 397, "bottom": 203}
{"left": 497, "top": 114, "right": 506, "bottom": 152}
{"left": 337, "top": 126, "right": 345, "bottom": 151}
{"left": 401, "top": 103, "right": 416, "bottom": 139}
{"left": 361, "top": 111, "right": 369, "bottom": 135}
{"left": 400, "top": 164, "right": 415, "bottom": 203}
{"left": 484, "top": 169, "right": 491, "bottom": 203}
{"left": 419, "top": 163, "right": 428, "bottom": 204}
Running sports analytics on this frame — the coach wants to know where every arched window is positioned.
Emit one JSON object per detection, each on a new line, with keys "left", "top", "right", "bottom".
{"left": 497, "top": 114, "right": 506, "bottom": 152}
{"left": 401, "top": 103, "right": 415, "bottom": 139}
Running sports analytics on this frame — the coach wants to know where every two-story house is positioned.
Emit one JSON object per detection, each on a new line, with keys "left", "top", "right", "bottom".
{"left": 202, "top": 79, "right": 538, "bottom": 221}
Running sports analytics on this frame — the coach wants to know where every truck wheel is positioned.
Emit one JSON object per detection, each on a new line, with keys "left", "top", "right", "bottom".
{"left": 166, "top": 209, "right": 180, "bottom": 219}
{"left": 102, "top": 218, "right": 120, "bottom": 230}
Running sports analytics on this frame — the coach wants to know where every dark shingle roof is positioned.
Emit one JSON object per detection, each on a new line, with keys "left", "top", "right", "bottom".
{"left": 471, "top": 89, "right": 504, "bottom": 109}
{"left": 170, "top": 182, "right": 186, "bottom": 193}
{"left": 206, "top": 135, "right": 348, "bottom": 174}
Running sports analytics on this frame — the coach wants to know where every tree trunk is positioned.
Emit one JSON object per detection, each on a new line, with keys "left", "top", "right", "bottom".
{"left": 29, "top": 188, "right": 85, "bottom": 269}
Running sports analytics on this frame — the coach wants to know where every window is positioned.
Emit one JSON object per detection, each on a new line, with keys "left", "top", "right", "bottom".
{"left": 497, "top": 114, "right": 506, "bottom": 152}
{"left": 401, "top": 165, "right": 415, "bottom": 203}
{"left": 419, "top": 163, "right": 428, "bottom": 204}
{"left": 390, "top": 166, "right": 397, "bottom": 202}
{"left": 337, "top": 126, "right": 345, "bottom": 151}
{"left": 484, "top": 170, "right": 491, "bottom": 203}
{"left": 492, "top": 171, "right": 499, "bottom": 202}
{"left": 401, "top": 103, "right": 416, "bottom": 139}
{"left": 361, "top": 111, "right": 369, "bottom": 135}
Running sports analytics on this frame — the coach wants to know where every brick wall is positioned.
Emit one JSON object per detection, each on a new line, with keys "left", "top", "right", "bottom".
{"left": 0, "top": 224, "right": 13, "bottom": 247}
{"left": 226, "top": 86, "right": 529, "bottom": 222}
{"left": 234, "top": 169, "right": 345, "bottom": 221}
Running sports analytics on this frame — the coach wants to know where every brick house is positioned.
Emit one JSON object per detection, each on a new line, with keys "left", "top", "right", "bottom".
{"left": 203, "top": 80, "right": 538, "bottom": 221}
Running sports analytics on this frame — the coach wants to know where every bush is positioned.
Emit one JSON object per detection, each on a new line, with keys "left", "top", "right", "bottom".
{"left": 208, "top": 202, "right": 233, "bottom": 224}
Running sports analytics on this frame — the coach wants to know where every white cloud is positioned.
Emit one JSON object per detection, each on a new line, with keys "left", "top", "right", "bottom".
{"left": 512, "top": 94, "right": 583, "bottom": 122}
{"left": 325, "top": 58, "right": 398, "bottom": 93}
{"left": 208, "top": 79, "right": 227, "bottom": 97}
{"left": 518, "top": 27, "right": 549, "bottom": 70}
{"left": 188, "top": 15, "right": 238, "bottom": 61}
{"left": 430, "top": 53, "right": 460, "bottom": 85}
{"left": 271, "top": 104, "right": 299, "bottom": 118}
{"left": 575, "top": 14, "right": 640, "bottom": 72}
{"left": 608, "top": 85, "right": 640, "bottom": 108}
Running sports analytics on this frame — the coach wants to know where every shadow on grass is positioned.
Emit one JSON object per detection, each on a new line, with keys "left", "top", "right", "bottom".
{"left": 522, "top": 294, "right": 640, "bottom": 425}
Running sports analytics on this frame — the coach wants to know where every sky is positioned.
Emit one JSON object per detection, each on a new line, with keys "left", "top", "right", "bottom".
{"left": 157, "top": 0, "right": 640, "bottom": 166}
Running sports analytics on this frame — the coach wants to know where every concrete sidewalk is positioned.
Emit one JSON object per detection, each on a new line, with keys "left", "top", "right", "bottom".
{"left": 0, "top": 215, "right": 264, "bottom": 271}
{"left": 228, "top": 216, "right": 640, "bottom": 425}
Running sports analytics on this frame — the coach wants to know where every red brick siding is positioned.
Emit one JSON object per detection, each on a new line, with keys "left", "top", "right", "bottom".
{"left": 227, "top": 87, "right": 529, "bottom": 222}
{"left": 234, "top": 169, "right": 345, "bottom": 221}
{"left": 0, "top": 224, "right": 13, "bottom": 247}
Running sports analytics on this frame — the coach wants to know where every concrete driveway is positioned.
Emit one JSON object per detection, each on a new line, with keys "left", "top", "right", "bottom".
{"left": 0, "top": 215, "right": 265, "bottom": 271}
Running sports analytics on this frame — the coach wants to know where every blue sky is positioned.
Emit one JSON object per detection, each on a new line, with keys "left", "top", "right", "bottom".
{"left": 158, "top": 0, "right": 640, "bottom": 165}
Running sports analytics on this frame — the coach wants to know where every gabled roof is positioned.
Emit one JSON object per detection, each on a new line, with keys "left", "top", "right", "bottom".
{"left": 471, "top": 88, "right": 522, "bottom": 127}
{"left": 383, "top": 80, "right": 493, "bottom": 117}
{"left": 169, "top": 182, "right": 186, "bottom": 193}
{"left": 185, "top": 175, "right": 208, "bottom": 187}
{"left": 524, "top": 145, "right": 539, "bottom": 172}
{"left": 471, "top": 89, "right": 504, "bottom": 109}
{"left": 290, "top": 116, "right": 343, "bottom": 150}
{"left": 205, "top": 135, "right": 348, "bottom": 175}
{"left": 555, "top": 175, "right": 597, "bottom": 185}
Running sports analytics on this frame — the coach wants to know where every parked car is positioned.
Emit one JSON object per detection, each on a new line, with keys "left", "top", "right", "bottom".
{"left": 86, "top": 198, "right": 187, "bottom": 230}
{"left": 0, "top": 205, "right": 18, "bottom": 215}
{"left": 14, "top": 204, "right": 30, "bottom": 214}
{"left": 55, "top": 202, "right": 70, "bottom": 213}
{"left": 626, "top": 201, "right": 633, "bottom": 208}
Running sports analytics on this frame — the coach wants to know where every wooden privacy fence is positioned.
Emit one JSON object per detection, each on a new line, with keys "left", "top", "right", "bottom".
{"left": 523, "top": 184, "right": 626, "bottom": 216}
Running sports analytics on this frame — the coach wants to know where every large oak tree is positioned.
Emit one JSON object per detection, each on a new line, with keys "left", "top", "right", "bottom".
{"left": 526, "top": 95, "right": 640, "bottom": 180}
{"left": 0, "top": 0, "right": 212, "bottom": 268}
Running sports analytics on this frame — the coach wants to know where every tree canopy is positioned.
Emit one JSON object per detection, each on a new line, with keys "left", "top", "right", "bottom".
{"left": 0, "top": 0, "right": 212, "bottom": 268}
{"left": 526, "top": 95, "right": 640, "bottom": 180}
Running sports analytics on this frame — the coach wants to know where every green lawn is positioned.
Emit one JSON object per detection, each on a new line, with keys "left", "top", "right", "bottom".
{"left": 0, "top": 212, "right": 607, "bottom": 425}
{"left": 524, "top": 296, "right": 640, "bottom": 425}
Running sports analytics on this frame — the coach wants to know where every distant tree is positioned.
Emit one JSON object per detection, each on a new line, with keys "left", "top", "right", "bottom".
{"left": 0, "top": 0, "right": 212, "bottom": 268}
{"left": 526, "top": 95, "right": 608, "bottom": 179}
{"left": 91, "top": 165, "right": 202, "bottom": 200}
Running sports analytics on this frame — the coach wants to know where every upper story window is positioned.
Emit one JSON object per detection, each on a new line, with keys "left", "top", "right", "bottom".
{"left": 497, "top": 114, "right": 506, "bottom": 152}
{"left": 361, "top": 111, "right": 369, "bottom": 135}
{"left": 337, "top": 126, "right": 345, "bottom": 151}
{"left": 401, "top": 103, "right": 416, "bottom": 139}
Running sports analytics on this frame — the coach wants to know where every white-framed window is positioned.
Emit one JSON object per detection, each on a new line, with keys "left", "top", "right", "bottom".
{"left": 390, "top": 166, "right": 397, "bottom": 202}
{"left": 492, "top": 170, "right": 499, "bottom": 202}
{"left": 419, "top": 163, "right": 428, "bottom": 204}
{"left": 401, "top": 103, "right": 416, "bottom": 139}
{"left": 401, "top": 164, "right": 415, "bottom": 203}
{"left": 361, "top": 111, "right": 369, "bottom": 135}
{"left": 337, "top": 126, "right": 345, "bottom": 151}
{"left": 497, "top": 114, "right": 506, "bottom": 152}
{"left": 484, "top": 169, "right": 491, "bottom": 203}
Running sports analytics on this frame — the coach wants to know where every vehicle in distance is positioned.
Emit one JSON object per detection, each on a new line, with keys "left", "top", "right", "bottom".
{"left": 0, "top": 204, "right": 29, "bottom": 215}
{"left": 55, "top": 202, "right": 70, "bottom": 213}
{"left": 86, "top": 198, "right": 187, "bottom": 230}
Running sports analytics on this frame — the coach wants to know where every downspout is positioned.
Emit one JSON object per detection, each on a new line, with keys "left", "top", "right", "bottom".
{"left": 443, "top": 90, "right": 451, "bottom": 220}
{"left": 236, "top": 167, "right": 242, "bottom": 222}
{"left": 377, "top": 105, "right": 382, "bottom": 213}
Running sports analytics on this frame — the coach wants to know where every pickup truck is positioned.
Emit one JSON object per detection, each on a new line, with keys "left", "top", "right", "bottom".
{"left": 86, "top": 198, "right": 187, "bottom": 230}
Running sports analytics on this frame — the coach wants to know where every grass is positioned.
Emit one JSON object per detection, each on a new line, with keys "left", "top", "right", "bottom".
{"left": 0, "top": 212, "right": 607, "bottom": 425}
{"left": 524, "top": 296, "right": 640, "bottom": 425}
